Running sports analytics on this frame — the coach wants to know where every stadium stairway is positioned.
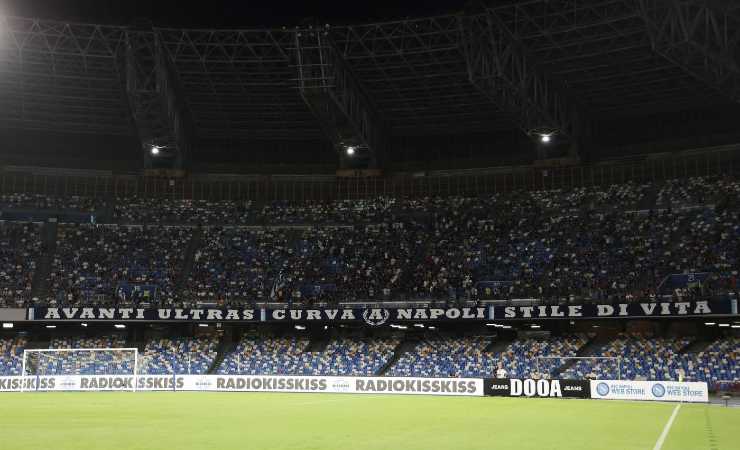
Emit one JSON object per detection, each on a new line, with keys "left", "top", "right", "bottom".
{"left": 208, "top": 336, "right": 232, "bottom": 374}
{"left": 100, "top": 195, "right": 115, "bottom": 224}
{"left": 677, "top": 336, "right": 698, "bottom": 353}
{"left": 484, "top": 336, "right": 512, "bottom": 354}
{"left": 683, "top": 338, "right": 712, "bottom": 353}
{"left": 305, "top": 337, "right": 329, "bottom": 353}
{"left": 637, "top": 184, "right": 659, "bottom": 211}
{"left": 551, "top": 335, "right": 601, "bottom": 378}
{"left": 30, "top": 221, "right": 58, "bottom": 299}
{"left": 378, "top": 337, "right": 415, "bottom": 375}
{"left": 175, "top": 227, "right": 203, "bottom": 290}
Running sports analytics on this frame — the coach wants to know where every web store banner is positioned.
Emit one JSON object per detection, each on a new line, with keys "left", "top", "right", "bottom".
{"left": 589, "top": 380, "right": 708, "bottom": 403}
{"left": 484, "top": 378, "right": 590, "bottom": 399}
{"left": 25, "top": 299, "right": 736, "bottom": 324}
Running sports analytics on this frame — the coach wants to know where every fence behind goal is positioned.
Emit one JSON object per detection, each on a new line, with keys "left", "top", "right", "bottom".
{"left": 536, "top": 356, "right": 622, "bottom": 380}
{"left": 22, "top": 348, "right": 139, "bottom": 391}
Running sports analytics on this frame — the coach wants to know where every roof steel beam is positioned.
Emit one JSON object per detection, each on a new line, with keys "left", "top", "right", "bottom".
{"left": 123, "top": 25, "right": 194, "bottom": 169}
{"left": 291, "top": 26, "right": 387, "bottom": 167}
{"left": 637, "top": 0, "right": 740, "bottom": 102}
{"left": 461, "top": 9, "right": 586, "bottom": 143}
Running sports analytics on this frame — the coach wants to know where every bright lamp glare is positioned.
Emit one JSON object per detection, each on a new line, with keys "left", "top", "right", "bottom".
{"left": 346, "top": 146, "right": 356, "bottom": 156}
{"left": 114, "top": 324, "right": 126, "bottom": 329}
{"left": 540, "top": 134, "right": 551, "bottom": 143}
{"left": 2, "top": 323, "right": 13, "bottom": 329}
{"left": 150, "top": 146, "right": 161, "bottom": 156}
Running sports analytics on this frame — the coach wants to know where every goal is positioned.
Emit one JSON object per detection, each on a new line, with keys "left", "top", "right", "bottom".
{"left": 21, "top": 348, "right": 139, "bottom": 392}
{"left": 535, "top": 356, "right": 622, "bottom": 380}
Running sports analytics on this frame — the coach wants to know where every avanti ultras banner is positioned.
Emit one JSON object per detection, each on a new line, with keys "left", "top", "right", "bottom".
{"left": 484, "top": 378, "right": 590, "bottom": 398}
{"left": 25, "top": 299, "right": 736, "bottom": 324}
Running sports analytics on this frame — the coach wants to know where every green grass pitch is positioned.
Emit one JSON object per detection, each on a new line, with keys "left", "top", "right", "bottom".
{"left": 1, "top": 393, "right": 737, "bottom": 450}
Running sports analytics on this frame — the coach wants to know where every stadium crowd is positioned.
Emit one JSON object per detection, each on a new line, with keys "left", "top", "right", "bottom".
{"left": 48, "top": 224, "right": 189, "bottom": 305}
{"left": 0, "top": 176, "right": 735, "bottom": 306}
{"left": 0, "top": 222, "right": 42, "bottom": 307}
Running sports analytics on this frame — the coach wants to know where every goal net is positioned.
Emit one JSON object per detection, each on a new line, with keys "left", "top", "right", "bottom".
{"left": 22, "top": 348, "right": 139, "bottom": 391}
{"left": 536, "top": 356, "right": 622, "bottom": 381}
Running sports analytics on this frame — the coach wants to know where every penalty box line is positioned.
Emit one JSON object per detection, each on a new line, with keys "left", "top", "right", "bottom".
{"left": 652, "top": 403, "right": 682, "bottom": 450}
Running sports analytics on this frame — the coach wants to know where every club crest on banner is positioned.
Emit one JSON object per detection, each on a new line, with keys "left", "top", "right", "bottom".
{"left": 651, "top": 383, "right": 666, "bottom": 398}
{"left": 596, "top": 382, "right": 610, "bottom": 396}
{"left": 362, "top": 308, "right": 390, "bottom": 326}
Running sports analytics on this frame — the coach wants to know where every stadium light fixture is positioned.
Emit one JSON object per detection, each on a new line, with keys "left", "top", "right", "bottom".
{"left": 80, "top": 323, "right": 88, "bottom": 328}
{"left": 732, "top": 325, "right": 740, "bottom": 329}
{"left": 198, "top": 324, "right": 209, "bottom": 328}
{"left": 413, "top": 324, "right": 425, "bottom": 328}
{"left": 294, "top": 324, "right": 306, "bottom": 330}
{"left": 345, "top": 146, "right": 356, "bottom": 156}
{"left": 704, "top": 322, "right": 716, "bottom": 326}
{"left": 45, "top": 325, "right": 56, "bottom": 329}
{"left": 718, "top": 323, "right": 730, "bottom": 327}
{"left": 2, "top": 323, "right": 13, "bottom": 329}
{"left": 428, "top": 326, "right": 436, "bottom": 330}
{"left": 530, "top": 324, "right": 541, "bottom": 329}
{"left": 114, "top": 324, "right": 126, "bottom": 329}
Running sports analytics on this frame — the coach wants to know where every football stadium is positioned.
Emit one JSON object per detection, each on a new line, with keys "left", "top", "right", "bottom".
{"left": 0, "top": 0, "right": 738, "bottom": 449}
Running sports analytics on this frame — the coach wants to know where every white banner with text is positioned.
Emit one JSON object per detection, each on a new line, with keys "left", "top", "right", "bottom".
{"left": 590, "top": 380, "right": 708, "bottom": 403}
{"left": 0, "top": 375, "right": 484, "bottom": 396}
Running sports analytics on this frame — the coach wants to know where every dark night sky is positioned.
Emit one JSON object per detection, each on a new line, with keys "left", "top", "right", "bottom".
{"left": 0, "top": 0, "right": 470, "bottom": 27}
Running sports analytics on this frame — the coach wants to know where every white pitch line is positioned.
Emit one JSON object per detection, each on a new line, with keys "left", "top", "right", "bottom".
{"left": 652, "top": 403, "right": 682, "bottom": 450}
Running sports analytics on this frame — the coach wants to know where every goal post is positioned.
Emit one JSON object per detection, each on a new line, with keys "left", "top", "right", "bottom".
{"left": 535, "top": 356, "right": 622, "bottom": 380}
{"left": 21, "top": 348, "right": 139, "bottom": 392}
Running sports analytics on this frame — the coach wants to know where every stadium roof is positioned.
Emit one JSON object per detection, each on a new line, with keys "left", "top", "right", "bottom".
{"left": 0, "top": 0, "right": 738, "bottom": 168}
